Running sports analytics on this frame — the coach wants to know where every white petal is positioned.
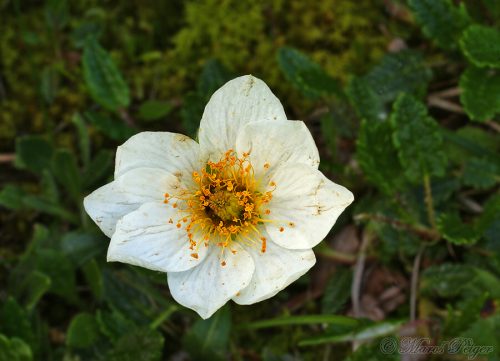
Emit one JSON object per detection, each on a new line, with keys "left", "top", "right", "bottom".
{"left": 236, "top": 120, "right": 319, "bottom": 180}
{"left": 84, "top": 182, "right": 138, "bottom": 238}
{"left": 167, "top": 243, "right": 255, "bottom": 319}
{"left": 198, "top": 75, "right": 287, "bottom": 160}
{"left": 107, "top": 202, "right": 206, "bottom": 272}
{"left": 115, "top": 132, "right": 201, "bottom": 187}
{"left": 234, "top": 236, "right": 316, "bottom": 305}
{"left": 265, "top": 164, "right": 354, "bottom": 250}
{"left": 84, "top": 168, "right": 177, "bottom": 237}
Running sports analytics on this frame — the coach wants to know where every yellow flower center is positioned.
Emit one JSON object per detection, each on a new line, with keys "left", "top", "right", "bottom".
{"left": 164, "top": 150, "right": 276, "bottom": 265}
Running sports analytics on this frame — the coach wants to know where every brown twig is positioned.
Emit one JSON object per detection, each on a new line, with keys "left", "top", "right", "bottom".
{"left": 410, "top": 246, "right": 425, "bottom": 322}
{"left": 428, "top": 87, "right": 461, "bottom": 98}
{"left": 351, "top": 231, "right": 372, "bottom": 351}
{"left": 427, "top": 96, "right": 464, "bottom": 114}
{"left": 0, "top": 153, "right": 15, "bottom": 163}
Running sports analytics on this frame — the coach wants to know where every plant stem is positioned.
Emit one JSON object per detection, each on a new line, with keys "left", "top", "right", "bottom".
{"left": 423, "top": 172, "right": 437, "bottom": 230}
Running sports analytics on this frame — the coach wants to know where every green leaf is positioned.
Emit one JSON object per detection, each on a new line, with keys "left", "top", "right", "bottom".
{"left": 82, "top": 149, "right": 113, "bottom": 188}
{"left": 347, "top": 77, "right": 385, "bottom": 122}
{"left": 40, "top": 66, "right": 59, "bottom": 104}
{"left": 390, "top": 94, "right": 447, "bottom": 181}
{"left": 421, "top": 264, "right": 500, "bottom": 299}
{"left": 408, "top": 0, "right": 471, "bottom": 50}
{"left": 197, "top": 58, "right": 233, "bottom": 97}
{"left": 21, "top": 194, "right": 78, "bottom": 223}
{"left": 0, "top": 298, "right": 33, "bottom": 345}
{"left": 51, "top": 149, "right": 81, "bottom": 202}
{"left": 459, "top": 66, "right": 500, "bottom": 122}
{"left": 299, "top": 320, "right": 405, "bottom": 346}
{"left": 321, "top": 268, "right": 353, "bottom": 314}
{"left": 36, "top": 250, "right": 77, "bottom": 303}
{"left": 460, "top": 315, "right": 500, "bottom": 358}
{"left": 181, "top": 59, "right": 233, "bottom": 137}
{"left": 348, "top": 50, "right": 431, "bottom": 122}
{"left": 61, "top": 231, "right": 107, "bottom": 266}
{"left": 444, "top": 293, "right": 488, "bottom": 336}
{"left": 184, "top": 306, "right": 231, "bottom": 361}
{"left": 82, "top": 37, "right": 130, "bottom": 111}
{"left": 71, "top": 113, "right": 91, "bottom": 168}
{"left": 137, "top": 100, "right": 172, "bottom": 121}
{"left": 362, "top": 50, "right": 431, "bottom": 104}
{"left": 44, "top": 0, "right": 68, "bottom": 30}
{"left": 0, "top": 334, "right": 33, "bottom": 361}
{"left": 66, "top": 313, "right": 100, "bottom": 349}
{"left": 240, "top": 314, "right": 358, "bottom": 330}
{"left": 462, "top": 158, "right": 499, "bottom": 189}
{"left": 96, "top": 309, "right": 136, "bottom": 343}
{"left": 106, "top": 328, "right": 164, "bottom": 361}
{"left": 17, "top": 271, "right": 51, "bottom": 310}
{"left": 460, "top": 25, "right": 500, "bottom": 68}
{"left": 356, "top": 119, "right": 403, "bottom": 193}
{"left": 346, "top": 340, "right": 400, "bottom": 361}
{"left": 277, "top": 46, "right": 342, "bottom": 99}
{"left": 85, "top": 111, "right": 136, "bottom": 141}
{"left": 437, "top": 212, "right": 480, "bottom": 245}
{"left": 15, "top": 136, "right": 54, "bottom": 175}
{"left": 0, "top": 185, "right": 26, "bottom": 210}
{"left": 82, "top": 258, "right": 103, "bottom": 300}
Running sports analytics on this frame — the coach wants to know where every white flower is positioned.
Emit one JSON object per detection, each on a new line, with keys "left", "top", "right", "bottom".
{"left": 84, "top": 75, "right": 354, "bottom": 319}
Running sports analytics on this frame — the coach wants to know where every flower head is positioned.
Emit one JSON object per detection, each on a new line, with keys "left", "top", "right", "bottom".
{"left": 84, "top": 75, "right": 354, "bottom": 319}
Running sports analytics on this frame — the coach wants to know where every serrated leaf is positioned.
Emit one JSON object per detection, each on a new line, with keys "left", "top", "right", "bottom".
{"left": 444, "top": 293, "right": 488, "bottom": 337}
{"left": 0, "top": 334, "right": 33, "bottom": 361}
{"left": 51, "top": 149, "right": 81, "bottom": 202}
{"left": 437, "top": 212, "right": 480, "bottom": 245}
{"left": 348, "top": 50, "right": 431, "bottom": 122}
{"left": 460, "top": 315, "right": 500, "bottom": 358}
{"left": 184, "top": 306, "right": 231, "bottom": 361}
{"left": 15, "top": 136, "right": 53, "bottom": 175}
{"left": 390, "top": 94, "right": 447, "bottom": 181}
{"left": 460, "top": 25, "right": 500, "bottom": 68}
{"left": 421, "top": 264, "right": 475, "bottom": 298}
{"left": 347, "top": 77, "right": 385, "bottom": 122}
{"left": 408, "top": 0, "right": 471, "bottom": 50}
{"left": 106, "top": 328, "right": 164, "bottom": 361}
{"left": 277, "top": 46, "right": 342, "bottom": 99}
{"left": 66, "top": 313, "right": 100, "bottom": 349}
{"left": 356, "top": 119, "right": 403, "bottom": 193}
{"left": 83, "top": 37, "right": 130, "bottom": 111}
{"left": 363, "top": 50, "right": 431, "bottom": 103}
{"left": 459, "top": 66, "right": 500, "bottom": 122}
{"left": 462, "top": 158, "right": 499, "bottom": 189}
{"left": 137, "top": 100, "right": 172, "bottom": 121}
{"left": 321, "top": 268, "right": 353, "bottom": 314}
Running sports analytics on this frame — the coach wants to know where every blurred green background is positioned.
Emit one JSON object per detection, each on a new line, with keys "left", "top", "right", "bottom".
{"left": 1, "top": 0, "right": 499, "bottom": 360}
